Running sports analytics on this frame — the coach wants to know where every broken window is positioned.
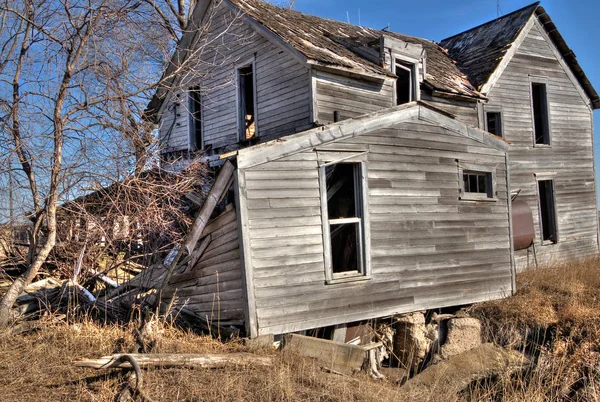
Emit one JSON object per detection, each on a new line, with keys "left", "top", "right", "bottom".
{"left": 238, "top": 64, "right": 256, "bottom": 141}
{"left": 395, "top": 60, "right": 414, "bottom": 105}
{"left": 188, "top": 86, "right": 202, "bottom": 150}
{"left": 538, "top": 179, "right": 557, "bottom": 243}
{"left": 485, "top": 111, "right": 503, "bottom": 138}
{"left": 321, "top": 162, "right": 368, "bottom": 281}
{"left": 532, "top": 82, "right": 550, "bottom": 145}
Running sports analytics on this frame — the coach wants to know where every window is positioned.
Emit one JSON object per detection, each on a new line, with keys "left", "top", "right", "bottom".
{"left": 485, "top": 111, "right": 503, "bottom": 138}
{"left": 537, "top": 179, "right": 557, "bottom": 243}
{"left": 320, "top": 162, "right": 370, "bottom": 283}
{"left": 188, "top": 86, "right": 202, "bottom": 150}
{"left": 395, "top": 60, "right": 415, "bottom": 105}
{"left": 532, "top": 82, "right": 550, "bottom": 145}
{"left": 458, "top": 163, "right": 496, "bottom": 201}
{"left": 238, "top": 64, "right": 256, "bottom": 141}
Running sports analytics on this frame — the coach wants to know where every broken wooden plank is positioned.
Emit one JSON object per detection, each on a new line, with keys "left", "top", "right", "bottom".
{"left": 161, "top": 160, "right": 235, "bottom": 288}
{"left": 73, "top": 353, "right": 271, "bottom": 369}
{"left": 285, "top": 334, "right": 368, "bottom": 375}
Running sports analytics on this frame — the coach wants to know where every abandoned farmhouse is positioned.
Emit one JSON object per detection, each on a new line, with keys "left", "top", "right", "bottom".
{"left": 144, "top": 0, "right": 600, "bottom": 337}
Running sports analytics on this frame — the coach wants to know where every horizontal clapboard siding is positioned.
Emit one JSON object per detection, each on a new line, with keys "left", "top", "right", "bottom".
{"left": 420, "top": 93, "right": 479, "bottom": 127}
{"left": 314, "top": 70, "right": 394, "bottom": 124}
{"left": 163, "top": 204, "right": 244, "bottom": 325}
{"left": 158, "top": 1, "right": 311, "bottom": 154}
{"left": 486, "top": 20, "right": 598, "bottom": 268}
{"left": 240, "top": 115, "right": 512, "bottom": 335}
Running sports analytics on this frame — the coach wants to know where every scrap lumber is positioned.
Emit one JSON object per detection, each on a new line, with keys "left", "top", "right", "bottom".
{"left": 73, "top": 352, "right": 272, "bottom": 369}
{"left": 285, "top": 334, "right": 371, "bottom": 375}
{"left": 161, "top": 160, "right": 235, "bottom": 288}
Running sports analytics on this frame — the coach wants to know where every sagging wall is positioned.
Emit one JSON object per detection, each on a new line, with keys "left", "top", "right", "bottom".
{"left": 237, "top": 115, "right": 512, "bottom": 336}
{"left": 163, "top": 204, "right": 245, "bottom": 326}
{"left": 158, "top": 0, "right": 312, "bottom": 155}
{"left": 486, "top": 19, "right": 598, "bottom": 268}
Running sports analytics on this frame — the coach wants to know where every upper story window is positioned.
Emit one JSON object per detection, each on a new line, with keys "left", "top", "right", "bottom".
{"left": 531, "top": 82, "right": 550, "bottom": 145}
{"left": 188, "top": 86, "right": 203, "bottom": 151}
{"left": 319, "top": 160, "right": 371, "bottom": 283}
{"left": 395, "top": 60, "right": 416, "bottom": 105}
{"left": 485, "top": 111, "right": 503, "bottom": 138}
{"left": 238, "top": 63, "right": 257, "bottom": 142}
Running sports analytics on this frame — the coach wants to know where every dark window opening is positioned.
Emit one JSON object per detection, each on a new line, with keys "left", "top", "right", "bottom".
{"left": 238, "top": 65, "right": 256, "bottom": 141}
{"left": 395, "top": 61, "right": 413, "bottom": 105}
{"left": 463, "top": 171, "right": 491, "bottom": 197}
{"left": 485, "top": 112, "right": 502, "bottom": 138}
{"left": 189, "top": 87, "right": 202, "bottom": 150}
{"left": 532, "top": 82, "right": 550, "bottom": 145}
{"left": 325, "top": 163, "right": 363, "bottom": 275}
{"left": 538, "top": 179, "right": 557, "bottom": 243}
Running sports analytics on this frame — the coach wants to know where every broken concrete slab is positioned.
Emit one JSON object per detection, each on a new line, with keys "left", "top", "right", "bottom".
{"left": 440, "top": 317, "right": 481, "bottom": 359}
{"left": 401, "top": 343, "right": 528, "bottom": 396}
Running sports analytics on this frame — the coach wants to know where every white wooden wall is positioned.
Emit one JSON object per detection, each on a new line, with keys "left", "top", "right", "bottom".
{"left": 157, "top": 1, "right": 312, "bottom": 154}
{"left": 238, "top": 115, "right": 512, "bottom": 335}
{"left": 486, "top": 20, "right": 598, "bottom": 268}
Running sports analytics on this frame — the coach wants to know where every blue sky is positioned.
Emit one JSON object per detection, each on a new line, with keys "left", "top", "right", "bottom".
{"left": 293, "top": 0, "right": 600, "bottom": 208}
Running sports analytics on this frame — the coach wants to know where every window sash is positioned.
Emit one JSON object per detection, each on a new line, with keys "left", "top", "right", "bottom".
{"left": 319, "top": 161, "right": 370, "bottom": 283}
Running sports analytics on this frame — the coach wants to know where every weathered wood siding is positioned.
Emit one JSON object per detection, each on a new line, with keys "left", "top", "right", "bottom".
{"left": 314, "top": 71, "right": 394, "bottom": 124}
{"left": 420, "top": 93, "right": 479, "bottom": 127}
{"left": 238, "top": 116, "right": 512, "bottom": 335}
{"left": 158, "top": 1, "right": 311, "bottom": 153}
{"left": 164, "top": 204, "right": 244, "bottom": 325}
{"left": 486, "top": 20, "right": 598, "bottom": 267}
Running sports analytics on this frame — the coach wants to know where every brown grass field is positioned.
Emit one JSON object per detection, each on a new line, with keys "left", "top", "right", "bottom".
{"left": 1, "top": 257, "right": 599, "bottom": 401}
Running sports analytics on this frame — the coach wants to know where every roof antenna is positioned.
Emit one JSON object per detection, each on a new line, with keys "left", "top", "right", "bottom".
{"left": 497, "top": 0, "right": 503, "bottom": 18}
{"left": 382, "top": 23, "right": 390, "bottom": 31}
{"left": 346, "top": 10, "right": 350, "bottom": 23}
{"left": 358, "top": 9, "right": 361, "bottom": 26}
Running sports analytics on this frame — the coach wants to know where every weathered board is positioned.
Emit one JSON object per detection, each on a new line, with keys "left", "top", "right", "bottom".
{"left": 485, "top": 19, "right": 598, "bottom": 268}
{"left": 163, "top": 204, "right": 244, "bottom": 326}
{"left": 157, "top": 1, "right": 312, "bottom": 155}
{"left": 237, "top": 108, "right": 513, "bottom": 336}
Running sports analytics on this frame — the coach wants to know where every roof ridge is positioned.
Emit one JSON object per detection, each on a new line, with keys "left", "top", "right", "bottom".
{"left": 441, "top": 1, "right": 539, "bottom": 43}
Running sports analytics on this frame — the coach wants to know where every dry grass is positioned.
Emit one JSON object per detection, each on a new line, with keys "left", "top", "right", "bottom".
{"left": 0, "top": 319, "right": 414, "bottom": 402}
{"left": 465, "top": 257, "right": 600, "bottom": 401}
{"left": 3, "top": 257, "right": 600, "bottom": 401}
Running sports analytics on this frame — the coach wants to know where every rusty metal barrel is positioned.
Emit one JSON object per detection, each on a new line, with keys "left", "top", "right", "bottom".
{"left": 512, "top": 200, "right": 535, "bottom": 251}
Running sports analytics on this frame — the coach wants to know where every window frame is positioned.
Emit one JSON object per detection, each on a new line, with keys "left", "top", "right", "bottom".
{"left": 393, "top": 55, "right": 419, "bottom": 105}
{"left": 236, "top": 57, "right": 258, "bottom": 143}
{"left": 318, "top": 156, "right": 371, "bottom": 284}
{"left": 187, "top": 85, "right": 203, "bottom": 151}
{"left": 483, "top": 107, "right": 504, "bottom": 138}
{"left": 530, "top": 77, "right": 551, "bottom": 147}
{"left": 458, "top": 162, "right": 497, "bottom": 202}
{"left": 535, "top": 173, "right": 559, "bottom": 245}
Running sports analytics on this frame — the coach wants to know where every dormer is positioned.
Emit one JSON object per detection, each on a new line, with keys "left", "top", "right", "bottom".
{"left": 379, "top": 36, "right": 426, "bottom": 104}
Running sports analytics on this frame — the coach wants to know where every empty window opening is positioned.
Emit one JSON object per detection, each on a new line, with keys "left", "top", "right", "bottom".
{"left": 485, "top": 111, "right": 502, "bottom": 138}
{"left": 188, "top": 86, "right": 202, "bottom": 150}
{"left": 238, "top": 65, "right": 256, "bottom": 141}
{"left": 325, "top": 163, "right": 364, "bottom": 275}
{"left": 532, "top": 82, "right": 550, "bottom": 145}
{"left": 538, "top": 179, "right": 557, "bottom": 243}
{"left": 395, "top": 61, "right": 413, "bottom": 105}
{"left": 463, "top": 171, "right": 492, "bottom": 198}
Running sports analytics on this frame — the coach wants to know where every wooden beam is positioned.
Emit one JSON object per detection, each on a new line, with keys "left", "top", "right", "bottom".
{"left": 73, "top": 353, "right": 272, "bottom": 369}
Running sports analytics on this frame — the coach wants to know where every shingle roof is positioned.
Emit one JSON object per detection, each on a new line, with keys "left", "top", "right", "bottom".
{"left": 440, "top": 2, "right": 599, "bottom": 109}
{"left": 439, "top": 3, "right": 538, "bottom": 90}
{"left": 229, "top": 0, "right": 483, "bottom": 98}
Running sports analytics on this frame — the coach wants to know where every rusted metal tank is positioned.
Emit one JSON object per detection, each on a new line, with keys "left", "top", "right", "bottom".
{"left": 512, "top": 200, "right": 535, "bottom": 251}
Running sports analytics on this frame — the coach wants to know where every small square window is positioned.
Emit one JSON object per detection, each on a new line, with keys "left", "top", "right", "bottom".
{"left": 458, "top": 164, "right": 496, "bottom": 201}
{"left": 485, "top": 111, "right": 502, "bottom": 138}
